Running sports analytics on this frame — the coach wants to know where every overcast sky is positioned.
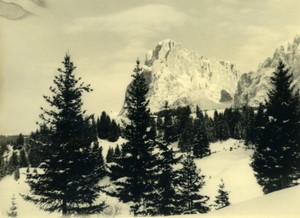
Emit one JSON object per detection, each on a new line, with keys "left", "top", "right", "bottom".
{"left": 0, "top": 0, "right": 300, "bottom": 135}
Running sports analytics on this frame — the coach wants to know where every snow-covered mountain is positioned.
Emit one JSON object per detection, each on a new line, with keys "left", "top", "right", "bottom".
{"left": 233, "top": 36, "right": 300, "bottom": 108}
{"left": 121, "top": 39, "right": 241, "bottom": 113}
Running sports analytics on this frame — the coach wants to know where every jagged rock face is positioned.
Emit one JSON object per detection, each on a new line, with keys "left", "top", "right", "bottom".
{"left": 233, "top": 36, "right": 300, "bottom": 108}
{"left": 122, "top": 39, "right": 241, "bottom": 114}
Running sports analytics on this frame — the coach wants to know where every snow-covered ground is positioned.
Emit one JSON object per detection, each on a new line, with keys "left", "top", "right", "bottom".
{"left": 98, "top": 137, "right": 127, "bottom": 158}
{"left": 0, "top": 138, "right": 298, "bottom": 217}
{"left": 207, "top": 184, "right": 300, "bottom": 217}
{"left": 196, "top": 139, "right": 263, "bottom": 207}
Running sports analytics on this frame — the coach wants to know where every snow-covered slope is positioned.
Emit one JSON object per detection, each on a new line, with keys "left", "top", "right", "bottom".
{"left": 195, "top": 139, "right": 263, "bottom": 207}
{"left": 0, "top": 168, "right": 130, "bottom": 218}
{"left": 233, "top": 35, "right": 300, "bottom": 108}
{"left": 0, "top": 139, "right": 265, "bottom": 217}
{"left": 207, "top": 184, "right": 300, "bottom": 217}
{"left": 121, "top": 39, "right": 241, "bottom": 114}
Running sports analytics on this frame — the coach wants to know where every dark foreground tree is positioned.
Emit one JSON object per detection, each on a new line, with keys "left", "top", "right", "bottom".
{"left": 214, "top": 179, "right": 230, "bottom": 210}
{"left": 23, "top": 54, "right": 106, "bottom": 215}
{"left": 251, "top": 61, "right": 300, "bottom": 194}
{"left": 110, "top": 59, "right": 157, "bottom": 216}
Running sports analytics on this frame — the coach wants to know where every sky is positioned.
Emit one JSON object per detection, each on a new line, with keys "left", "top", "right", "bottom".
{"left": 0, "top": 0, "right": 300, "bottom": 135}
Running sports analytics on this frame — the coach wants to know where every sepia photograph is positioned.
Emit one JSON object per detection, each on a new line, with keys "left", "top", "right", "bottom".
{"left": 0, "top": 0, "right": 299, "bottom": 217}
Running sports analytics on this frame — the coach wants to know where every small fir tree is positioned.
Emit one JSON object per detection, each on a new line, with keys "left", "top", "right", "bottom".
{"left": 108, "top": 120, "right": 120, "bottom": 142}
{"left": 114, "top": 144, "right": 121, "bottom": 158}
{"left": 7, "top": 195, "right": 17, "bottom": 217}
{"left": 19, "top": 149, "right": 28, "bottom": 168}
{"left": 193, "top": 112, "right": 210, "bottom": 158}
{"left": 178, "top": 117, "right": 193, "bottom": 152}
{"left": 14, "top": 133, "right": 24, "bottom": 150}
{"left": 106, "top": 146, "right": 114, "bottom": 163}
{"left": 214, "top": 179, "right": 230, "bottom": 210}
{"left": 8, "top": 151, "right": 19, "bottom": 174}
{"left": 97, "top": 111, "right": 111, "bottom": 139}
{"left": 14, "top": 169, "right": 20, "bottom": 181}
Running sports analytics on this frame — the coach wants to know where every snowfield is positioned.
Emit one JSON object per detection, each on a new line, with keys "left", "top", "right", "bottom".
{"left": 0, "top": 139, "right": 299, "bottom": 217}
{"left": 196, "top": 139, "right": 263, "bottom": 206}
{"left": 207, "top": 184, "right": 300, "bottom": 217}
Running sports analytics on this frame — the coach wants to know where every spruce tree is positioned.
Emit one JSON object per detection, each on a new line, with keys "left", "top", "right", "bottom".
{"left": 193, "top": 109, "right": 210, "bottom": 158}
{"left": 97, "top": 111, "right": 111, "bottom": 139}
{"left": 106, "top": 147, "right": 114, "bottom": 163}
{"left": 14, "top": 168, "right": 20, "bottom": 181}
{"left": 158, "top": 102, "right": 176, "bottom": 143}
{"left": 242, "top": 106, "right": 255, "bottom": 146}
{"left": 8, "top": 151, "right": 19, "bottom": 174}
{"left": 251, "top": 61, "right": 300, "bottom": 194}
{"left": 114, "top": 144, "right": 121, "bottom": 158}
{"left": 108, "top": 120, "right": 120, "bottom": 142}
{"left": 19, "top": 149, "right": 28, "bottom": 168}
{"left": 178, "top": 117, "right": 193, "bottom": 152}
{"left": 7, "top": 195, "right": 17, "bottom": 217}
{"left": 214, "top": 179, "right": 230, "bottom": 210}
{"left": 110, "top": 59, "right": 157, "bottom": 216}
{"left": 23, "top": 54, "right": 106, "bottom": 215}
{"left": 176, "top": 153, "right": 209, "bottom": 214}
{"left": 27, "top": 125, "right": 51, "bottom": 167}
{"left": 15, "top": 133, "right": 24, "bottom": 150}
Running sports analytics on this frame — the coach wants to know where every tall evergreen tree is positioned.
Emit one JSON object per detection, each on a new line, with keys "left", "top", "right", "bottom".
{"left": 176, "top": 153, "right": 209, "bottom": 214}
{"left": 251, "top": 61, "right": 300, "bottom": 194}
{"left": 110, "top": 59, "right": 157, "bottom": 216}
{"left": 23, "top": 54, "right": 106, "bottom": 215}
{"left": 214, "top": 179, "right": 230, "bottom": 210}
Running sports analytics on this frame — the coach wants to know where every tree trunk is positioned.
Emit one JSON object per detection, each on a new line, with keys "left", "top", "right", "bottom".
{"left": 62, "top": 198, "right": 67, "bottom": 216}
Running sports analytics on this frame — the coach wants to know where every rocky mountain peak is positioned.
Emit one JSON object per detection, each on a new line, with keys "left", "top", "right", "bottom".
{"left": 233, "top": 35, "right": 300, "bottom": 108}
{"left": 121, "top": 39, "right": 241, "bottom": 114}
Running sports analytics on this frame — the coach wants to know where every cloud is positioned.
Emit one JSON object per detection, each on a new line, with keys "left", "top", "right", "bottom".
{"left": 0, "top": 1, "right": 29, "bottom": 19}
{"left": 65, "top": 4, "right": 192, "bottom": 38}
